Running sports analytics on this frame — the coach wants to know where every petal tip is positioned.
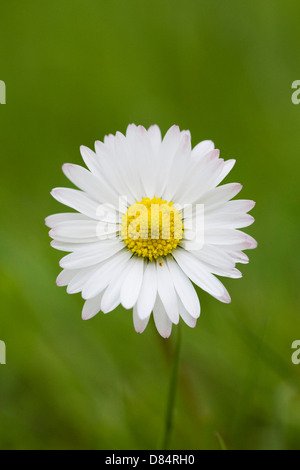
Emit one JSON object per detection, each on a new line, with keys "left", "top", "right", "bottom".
{"left": 221, "top": 292, "right": 231, "bottom": 304}
{"left": 62, "top": 163, "right": 72, "bottom": 173}
{"left": 45, "top": 216, "right": 51, "bottom": 227}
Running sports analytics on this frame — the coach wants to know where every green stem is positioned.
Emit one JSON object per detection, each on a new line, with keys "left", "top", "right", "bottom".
{"left": 161, "top": 325, "right": 182, "bottom": 450}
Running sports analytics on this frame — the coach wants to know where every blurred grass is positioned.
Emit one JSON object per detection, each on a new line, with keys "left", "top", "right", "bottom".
{"left": 0, "top": 0, "right": 300, "bottom": 449}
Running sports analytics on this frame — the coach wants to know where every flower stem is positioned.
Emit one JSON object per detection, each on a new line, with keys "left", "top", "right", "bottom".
{"left": 161, "top": 325, "right": 182, "bottom": 450}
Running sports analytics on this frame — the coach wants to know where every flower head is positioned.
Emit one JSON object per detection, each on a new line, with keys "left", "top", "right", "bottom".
{"left": 46, "top": 124, "right": 257, "bottom": 337}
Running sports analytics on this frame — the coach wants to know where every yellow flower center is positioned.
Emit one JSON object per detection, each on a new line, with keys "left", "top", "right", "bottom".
{"left": 121, "top": 197, "right": 184, "bottom": 261}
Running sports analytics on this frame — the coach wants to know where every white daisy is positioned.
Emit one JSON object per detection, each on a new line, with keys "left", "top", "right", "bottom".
{"left": 46, "top": 124, "right": 257, "bottom": 338}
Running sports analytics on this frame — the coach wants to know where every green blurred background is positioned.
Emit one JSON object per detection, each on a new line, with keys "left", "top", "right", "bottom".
{"left": 0, "top": 0, "right": 299, "bottom": 450}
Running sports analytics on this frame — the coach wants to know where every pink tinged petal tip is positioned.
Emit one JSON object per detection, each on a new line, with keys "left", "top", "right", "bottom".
{"left": 50, "top": 188, "right": 59, "bottom": 198}
{"left": 56, "top": 277, "right": 64, "bottom": 287}
{"left": 232, "top": 269, "right": 243, "bottom": 279}
{"left": 247, "top": 200, "right": 256, "bottom": 211}
{"left": 211, "top": 149, "right": 220, "bottom": 160}
{"left": 138, "top": 125, "right": 147, "bottom": 134}
{"left": 170, "top": 124, "right": 180, "bottom": 133}
{"left": 62, "top": 163, "right": 76, "bottom": 179}
{"left": 45, "top": 216, "right": 51, "bottom": 227}
{"left": 244, "top": 235, "right": 258, "bottom": 249}
{"left": 133, "top": 306, "right": 150, "bottom": 334}
{"left": 220, "top": 291, "right": 231, "bottom": 304}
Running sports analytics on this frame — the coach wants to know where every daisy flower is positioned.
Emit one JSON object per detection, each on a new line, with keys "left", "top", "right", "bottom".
{"left": 46, "top": 124, "right": 257, "bottom": 338}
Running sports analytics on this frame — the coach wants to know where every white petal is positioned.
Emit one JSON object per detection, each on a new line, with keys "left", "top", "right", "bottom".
{"left": 166, "top": 257, "right": 200, "bottom": 319}
{"left": 205, "top": 199, "right": 256, "bottom": 216}
{"left": 51, "top": 240, "right": 101, "bottom": 252}
{"left": 126, "top": 123, "right": 139, "bottom": 139}
{"left": 66, "top": 264, "right": 100, "bottom": 294}
{"left": 223, "top": 239, "right": 257, "bottom": 251}
{"left": 179, "top": 239, "right": 207, "bottom": 252}
{"left": 82, "top": 292, "right": 104, "bottom": 320}
{"left": 191, "top": 140, "right": 215, "bottom": 160}
{"left": 161, "top": 125, "right": 182, "bottom": 156}
{"left": 174, "top": 149, "right": 219, "bottom": 202}
{"left": 133, "top": 304, "right": 150, "bottom": 334}
{"left": 204, "top": 228, "right": 257, "bottom": 246}
{"left": 49, "top": 219, "right": 119, "bottom": 241}
{"left": 156, "top": 261, "right": 179, "bottom": 324}
{"left": 136, "top": 262, "right": 157, "bottom": 320}
{"left": 190, "top": 245, "right": 236, "bottom": 270}
{"left": 113, "top": 131, "right": 144, "bottom": 202}
{"left": 181, "top": 182, "right": 243, "bottom": 224}
{"left": 82, "top": 143, "right": 133, "bottom": 205}
{"left": 56, "top": 269, "right": 80, "bottom": 286}
{"left": 62, "top": 163, "right": 120, "bottom": 208}
{"left": 103, "top": 133, "right": 115, "bottom": 149}
{"left": 82, "top": 249, "right": 132, "bottom": 299}
{"left": 204, "top": 213, "right": 255, "bottom": 229}
{"left": 95, "top": 135, "right": 138, "bottom": 204}
{"left": 226, "top": 250, "right": 249, "bottom": 264}
{"left": 134, "top": 126, "right": 157, "bottom": 198}
{"left": 120, "top": 257, "right": 144, "bottom": 309}
{"left": 148, "top": 124, "right": 162, "bottom": 153}
{"left": 101, "top": 263, "right": 130, "bottom": 313}
{"left": 51, "top": 188, "right": 102, "bottom": 220}
{"left": 59, "top": 239, "right": 124, "bottom": 269}
{"left": 226, "top": 199, "right": 256, "bottom": 213}
{"left": 213, "top": 159, "right": 236, "bottom": 186}
{"left": 50, "top": 234, "right": 101, "bottom": 244}
{"left": 163, "top": 131, "right": 191, "bottom": 201}
{"left": 153, "top": 296, "right": 172, "bottom": 338}
{"left": 196, "top": 183, "right": 243, "bottom": 207}
{"left": 80, "top": 145, "right": 103, "bottom": 178}
{"left": 156, "top": 125, "right": 182, "bottom": 196}
{"left": 173, "top": 248, "right": 231, "bottom": 303}
{"left": 45, "top": 212, "right": 89, "bottom": 228}
{"left": 178, "top": 297, "right": 197, "bottom": 328}
{"left": 196, "top": 262, "right": 242, "bottom": 279}
{"left": 178, "top": 155, "right": 225, "bottom": 204}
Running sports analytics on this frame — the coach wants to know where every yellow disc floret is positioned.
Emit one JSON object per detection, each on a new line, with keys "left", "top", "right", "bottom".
{"left": 121, "top": 197, "right": 183, "bottom": 261}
